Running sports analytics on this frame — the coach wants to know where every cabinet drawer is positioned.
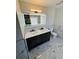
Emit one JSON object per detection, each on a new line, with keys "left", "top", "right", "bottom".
{"left": 16, "top": 40, "right": 26, "bottom": 55}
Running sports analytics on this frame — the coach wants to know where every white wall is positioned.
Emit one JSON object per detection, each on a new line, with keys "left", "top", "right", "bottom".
{"left": 46, "top": 7, "right": 55, "bottom": 26}
{"left": 46, "top": 4, "right": 63, "bottom": 39}
{"left": 54, "top": 6, "right": 63, "bottom": 39}
{"left": 45, "top": 7, "right": 57, "bottom": 31}
{"left": 16, "top": 0, "right": 25, "bottom": 38}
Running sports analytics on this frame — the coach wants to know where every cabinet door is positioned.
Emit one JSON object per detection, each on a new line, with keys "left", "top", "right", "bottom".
{"left": 26, "top": 35, "right": 39, "bottom": 51}
{"left": 38, "top": 32, "right": 50, "bottom": 45}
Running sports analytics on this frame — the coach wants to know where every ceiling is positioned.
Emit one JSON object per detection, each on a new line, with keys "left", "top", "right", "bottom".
{"left": 20, "top": 0, "right": 63, "bottom": 7}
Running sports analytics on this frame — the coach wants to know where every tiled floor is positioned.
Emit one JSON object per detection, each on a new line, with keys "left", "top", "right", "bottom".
{"left": 29, "top": 36, "right": 63, "bottom": 59}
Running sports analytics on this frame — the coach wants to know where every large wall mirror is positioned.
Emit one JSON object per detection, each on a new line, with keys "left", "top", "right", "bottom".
{"left": 24, "top": 13, "right": 46, "bottom": 27}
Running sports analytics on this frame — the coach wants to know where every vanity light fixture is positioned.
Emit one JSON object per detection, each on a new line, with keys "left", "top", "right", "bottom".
{"left": 30, "top": 9, "right": 42, "bottom": 13}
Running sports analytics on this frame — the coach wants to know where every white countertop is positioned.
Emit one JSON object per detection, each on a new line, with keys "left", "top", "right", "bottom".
{"left": 24, "top": 28, "right": 50, "bottom": 39}
{"left": 28, "top": 37, "right": 63, "bottom": 59}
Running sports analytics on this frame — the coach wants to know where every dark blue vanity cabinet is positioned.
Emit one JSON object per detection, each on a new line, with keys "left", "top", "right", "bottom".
{"left": 16, "top": 14, "right": 29, "bottom": 59}
{"left": 26, "top": 32, "right": 51, "bottom": 51}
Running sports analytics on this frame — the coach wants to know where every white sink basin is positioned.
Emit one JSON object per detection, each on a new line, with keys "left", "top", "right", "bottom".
{"left": 25, "top": 28, "right": 50, "bottom": 39}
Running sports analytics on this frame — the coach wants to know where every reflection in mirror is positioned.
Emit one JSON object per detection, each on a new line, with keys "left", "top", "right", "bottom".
{"left": 30, "top": 15, "right": 40, "bottom": 25}
{"left": 24, "top": 15, "right": 31, "bottom": 24}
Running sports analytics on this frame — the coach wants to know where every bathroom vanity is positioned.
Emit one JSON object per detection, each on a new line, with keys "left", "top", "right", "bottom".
{"left": 25, "top": 28, "right": 51, "bottom": 51}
